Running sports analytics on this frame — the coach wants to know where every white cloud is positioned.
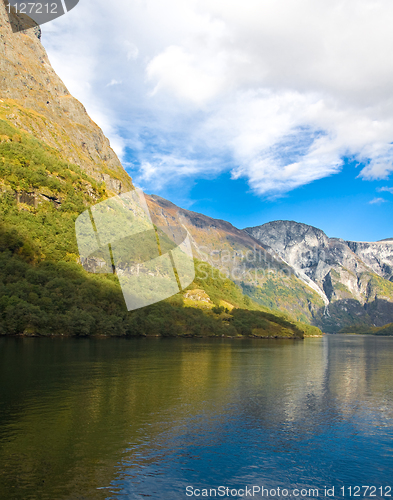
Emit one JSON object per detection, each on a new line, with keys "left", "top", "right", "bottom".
{"left": 147, "top": 45, "right": 226, "bottom": 104}
{"left": 42, "top": 0, "right": 393, "bottom": 195}
{"left": 139, "top": 156, "right": 205, "bottom": 185}
{"left": 369, "top": 197, "right": 388, "bottom": 205}
{"left": 378, "top": 186, "right": 393, "bottom": 194}
{"left": 106, "top": 79, "right": 122, "bottom": 87}
{"left": 124, "top": 41, "right": 139, "bottom": 61}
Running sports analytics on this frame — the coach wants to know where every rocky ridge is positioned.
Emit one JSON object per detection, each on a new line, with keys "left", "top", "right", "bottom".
{"left": 346, "top": 240, "right": 393, "bottom": 281}
{"left": 147, "top": 196, "right": 326, "bottom": 324}
{"left": 245, "top": 221, "right": 393, "bottom": 331}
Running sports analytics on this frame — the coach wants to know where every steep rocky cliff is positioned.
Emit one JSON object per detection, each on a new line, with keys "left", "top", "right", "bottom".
{"left": 245, "top": 221, "right": 393, "bottom": 331}
{"left": 0, "top": 0, "right": 132, "bottom": 194}
{"left": 346, "top": 240, "right": 393, "bottom": 281}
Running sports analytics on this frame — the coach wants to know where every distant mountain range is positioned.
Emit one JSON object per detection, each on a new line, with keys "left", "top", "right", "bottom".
{"left": 245, "top": 221, "right": 393, "bottom": 331}
{"left": 147, "top": 197, "right": 393, "bottom": 332}
{"left": 1, "top": 1, "right": 392, "bottom": 334}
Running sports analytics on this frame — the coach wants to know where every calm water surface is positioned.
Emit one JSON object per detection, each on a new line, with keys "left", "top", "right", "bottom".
{"left": 0, "top": 335, "right": 393, "bottom": 500}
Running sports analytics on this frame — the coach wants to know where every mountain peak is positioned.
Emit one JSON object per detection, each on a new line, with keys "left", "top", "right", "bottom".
{"left": 245, "top": 220, "right": 393, "bottom": 331}
{"left": 246, "top": 219, "right": 326, "bottom": 234}
{"left": 244, "top": 220, "right": 328, "bottom": 254}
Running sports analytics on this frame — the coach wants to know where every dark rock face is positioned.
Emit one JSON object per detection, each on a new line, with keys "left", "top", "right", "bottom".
{"left": 245, "top": 221, "right": 393, "bottom": 331}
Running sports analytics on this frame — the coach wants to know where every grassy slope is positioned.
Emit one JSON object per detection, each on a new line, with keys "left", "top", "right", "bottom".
{"left": 0, "top": 96, "right": 134, "bottom": 193}
{"left": 0, "top": 118, "right": 322, "bottom": 338}
{"left": 240, "top": 276, "right": 325, "bottom": 325}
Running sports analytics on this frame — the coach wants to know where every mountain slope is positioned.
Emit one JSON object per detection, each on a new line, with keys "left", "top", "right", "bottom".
{"left": 245, "top": 221, "right": 393, "bottom": 332}
{"left": 0, "top": 103, "right": 318, "bottom": 339}
{"left": 0, "top": 1, "right": 132, "bottom": 193}
{"left": 338, "top": 322, "right": 393, "bottom": 336}
{"left": 147, "top": 195, "right": 325, "bottom": 324}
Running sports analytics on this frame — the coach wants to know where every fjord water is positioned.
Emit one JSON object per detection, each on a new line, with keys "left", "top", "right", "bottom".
{"left": 0, "top": 336, "right": 392, "bottom": 500}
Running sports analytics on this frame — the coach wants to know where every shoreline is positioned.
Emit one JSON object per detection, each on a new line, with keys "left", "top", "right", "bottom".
{"left": 1, "top": 333, "right": 309, "bottom": 340}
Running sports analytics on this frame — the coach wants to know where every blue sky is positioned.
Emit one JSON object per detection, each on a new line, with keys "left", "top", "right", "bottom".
{"left": 130, "top": 157, "right": 392, "bottom": 242}
{"left": 42, "top": 0, "right": 393, "bottom": 242}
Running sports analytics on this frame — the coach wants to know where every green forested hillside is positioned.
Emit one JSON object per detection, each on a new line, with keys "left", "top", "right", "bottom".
{"left": 338, "top": 323, "right": 393, "bottom": 336}
{"left": 0, "top": 119, "right": 321, "bottom": 338}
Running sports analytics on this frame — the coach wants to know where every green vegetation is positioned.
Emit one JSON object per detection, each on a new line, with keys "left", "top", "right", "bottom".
{"left": 365, "top": 272, "right": 393, "bottom": 299}
{"left": 0, "top": 119, "right": 106, "bottom": 262}
{"left": 338, "top": 323, "right": 393, "bottom": 336}
{"left": 240, "top": 275, "right": 325, "bottom": 325}
{"left": 194, "top": 261, "right": 263, "bottom": 310}
{"left": 0, "top": 119, "right": 321, "bottom": 339}
{"left": 333, "top": 282, "right": 351, "bottom": 294}
{"left": 0, "top": 225, "right": 311, "bottom": 338}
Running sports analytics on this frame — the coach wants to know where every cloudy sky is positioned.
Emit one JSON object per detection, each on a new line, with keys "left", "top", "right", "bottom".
{"left": 42, "top": 0, "right": 393, "bottom": 240}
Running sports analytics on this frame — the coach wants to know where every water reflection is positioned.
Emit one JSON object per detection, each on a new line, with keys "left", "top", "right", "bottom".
{"left": 0, "top": 335, "right": 392, "bottom": 499}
